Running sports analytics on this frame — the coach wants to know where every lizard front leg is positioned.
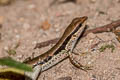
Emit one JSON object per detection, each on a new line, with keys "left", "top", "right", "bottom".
{"left": 68, "top": 52, "right": 92, "bottom": 72}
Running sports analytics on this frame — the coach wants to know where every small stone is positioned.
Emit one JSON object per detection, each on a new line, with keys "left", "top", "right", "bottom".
{"left": 23, "top": 23, "right": 30, "bottom": 30}
{"left": 17, "top": 55, "right": 23, "bottom": 60}
{"left": 32, "top": 41, "right": 37, "bottom": 45}
{"left": 28, "top": 4, "right": 36, "bottom": 9}
{"left": 15, "top": 35, "right": 20, "bottom": 39}
{"left": 19, "top": 17, "right": 25, "bottom": 22}
{"left": 4, "top": 46, "right": 9, "bottom": 51}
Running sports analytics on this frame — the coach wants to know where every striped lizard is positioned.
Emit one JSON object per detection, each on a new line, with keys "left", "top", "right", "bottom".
{"left": 24, "top": 16, "right": 89, "bottom": 80}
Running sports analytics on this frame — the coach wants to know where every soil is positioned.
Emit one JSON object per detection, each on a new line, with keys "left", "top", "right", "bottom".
{"left": 0, "top": 0, "right": 120, "bottom": 80}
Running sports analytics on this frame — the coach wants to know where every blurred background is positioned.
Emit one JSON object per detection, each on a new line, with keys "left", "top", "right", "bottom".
{"left": 0, "top": 0, "right": 120, "bottom": 80}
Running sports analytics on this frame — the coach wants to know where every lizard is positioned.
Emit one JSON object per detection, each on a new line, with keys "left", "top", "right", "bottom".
{"left": 23, "top": 16, "right": 87, "bottom": 67}
{"left": 24, "top": 16, "right": 89, "bottom": 80}
{"left": 35, "top": 16, "right": 90, "bottom": 70}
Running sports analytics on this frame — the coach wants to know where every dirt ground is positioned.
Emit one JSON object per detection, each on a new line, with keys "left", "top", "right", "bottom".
{"left": 0, "top": 0, "right": 120, "bottom": 80}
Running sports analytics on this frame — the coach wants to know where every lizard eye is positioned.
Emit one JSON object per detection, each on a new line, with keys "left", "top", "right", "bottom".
{"left": 78, "top": 23, "right": 82, "bottom": 27}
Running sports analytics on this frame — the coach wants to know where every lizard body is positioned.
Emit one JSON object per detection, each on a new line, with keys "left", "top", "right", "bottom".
{"left": 23, "top": 16, "right": 87, "bottom": 66}
{"left": 25, "top": 16, "right": 88, "bottom": 80}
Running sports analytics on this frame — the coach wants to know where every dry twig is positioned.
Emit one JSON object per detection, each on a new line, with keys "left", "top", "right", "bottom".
{"left": 34, "top": 19, "right": 120, "bottom": 49}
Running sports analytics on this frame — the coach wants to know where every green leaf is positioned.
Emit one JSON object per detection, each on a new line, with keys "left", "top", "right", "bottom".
{"left": 99, "top": 44, "right": 115, "bottom": 53}
{"left": 0, "top": 57, "right": 32, "bottom": 72}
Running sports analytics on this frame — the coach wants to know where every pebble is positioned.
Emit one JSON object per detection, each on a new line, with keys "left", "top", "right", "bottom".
{"left": 23, "top": 23, "right": 30, "bottom": 30}
{"left": 28, "top": 4, "right": 36, "bottom": 9}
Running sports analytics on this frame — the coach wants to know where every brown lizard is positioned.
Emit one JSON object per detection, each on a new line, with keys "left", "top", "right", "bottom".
{"left": 23, "top": 16, "right": 88, "bottom": 66}
{"left": 24, "top": 16, "right": 89, "bottom": 80}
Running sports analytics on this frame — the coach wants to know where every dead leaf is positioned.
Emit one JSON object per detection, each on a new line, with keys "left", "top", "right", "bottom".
{"left": 40, "top": 20, "right": 51, "bottom": 30}
{"left": 0, "top": 0, "right": 12, "bottom": 5}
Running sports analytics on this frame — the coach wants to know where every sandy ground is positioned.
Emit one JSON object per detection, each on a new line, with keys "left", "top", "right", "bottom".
{"left": 0, "top": 0, "right": 120, "bottom": 80}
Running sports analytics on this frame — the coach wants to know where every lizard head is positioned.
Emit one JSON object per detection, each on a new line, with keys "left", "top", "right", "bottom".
{"left": 68, "top": 16, "right": 88, "bottom": 35}
{"left": 63, "top": 16, "right": 88, "bottom": 38}
{"left": 71, "top": 16, "right": 88, "bottom": 28}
